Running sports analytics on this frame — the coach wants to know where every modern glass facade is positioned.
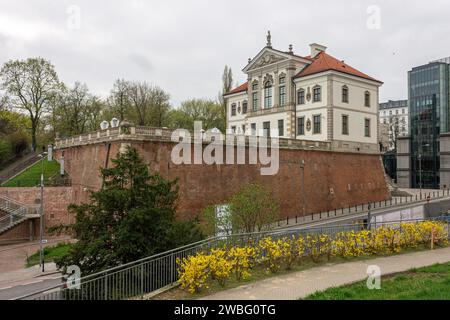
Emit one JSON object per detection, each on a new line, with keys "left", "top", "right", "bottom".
{"left": 408, "top": 61, "right": 450, "bottom": 188}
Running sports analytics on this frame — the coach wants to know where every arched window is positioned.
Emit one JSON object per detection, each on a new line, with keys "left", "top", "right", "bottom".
{"left": 365, "top": 91, "right": 371, "bottom": 107}
{"left": 342, "top": 85, "right": 349, "bottom": 103}
{"left": 313, "top": 85, "right": 321, "bottom": 102}
{"left": 264, "top": 81, "right": 273, "bottom": 108}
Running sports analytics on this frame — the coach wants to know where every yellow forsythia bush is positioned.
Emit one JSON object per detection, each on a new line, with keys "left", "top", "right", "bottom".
{"left": 177, "top": 220, "right": 449, "bottom": 294}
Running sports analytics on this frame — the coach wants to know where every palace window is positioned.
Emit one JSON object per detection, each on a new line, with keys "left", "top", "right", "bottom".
{"left": 365, "top": 91, "right": 371, "bottom": 107}
{"left": 313, "top": 115, "right": 321, "bottom": 134}
{"left": 251, "top": 123, "right": 256, "bottom": 135}
{"left": 297, "top": 89, "right": 305, "bottom": 105}
{"left": 231, "top": 126, "right": 236, "bottom": 133}
{"left": 365, "top": 118, "right": 371, "bottom": 137}
{"left": 231, "top": 103, "right": 236, "bottom": 116}
{"left": 263, "top": 121, "right": 271, "bottom": 137}
{"left": 252, "top": 92, "right": 258, "bottom": 111}
{"left": 278, "top": 119, "right": 284, "bottom": 137}
{"left": 342, "top": 115, "right": 349, "bottom": 135}
{"left": 342, "top": 85, "right": 349, "bottom": 103}
{"left": 252, "top": 82, "right": 258, "bottom": 90}
{"left": 297, "top": 117, "right": 305, "bottom": 135}
{"left": 279, "top": 85, "right": 286, "bottom": 106}
{"left": 242, "top": 101, "right": 247, "bottom": 114}
{"left": 313, "top": 86, "right": 321, "bottom": 102}
{"left": 264, "top": 82, "right": 273, "bottom": 108}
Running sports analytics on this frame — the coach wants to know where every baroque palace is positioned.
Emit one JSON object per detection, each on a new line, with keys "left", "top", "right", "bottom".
{"left": 224, "top": 32, "right": 383, "bottom": 153}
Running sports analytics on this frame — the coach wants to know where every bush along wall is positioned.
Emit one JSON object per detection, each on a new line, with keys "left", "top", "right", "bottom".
{"left": 177, "top": 221, "right": 449, "bottom": 294}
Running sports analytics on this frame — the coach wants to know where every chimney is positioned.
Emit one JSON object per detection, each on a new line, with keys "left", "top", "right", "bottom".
{"left": 310, "top": 43, "right": 327, "bottom": 58}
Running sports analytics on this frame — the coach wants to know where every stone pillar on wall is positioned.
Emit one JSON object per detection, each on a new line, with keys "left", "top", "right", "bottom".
{"left": 396, "top": 136, "right": 411, "bottom": 188}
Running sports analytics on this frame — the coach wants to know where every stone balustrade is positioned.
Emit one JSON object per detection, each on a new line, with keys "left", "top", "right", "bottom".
{"left": 54, "top": 124, "right": 334, "bottom": 152}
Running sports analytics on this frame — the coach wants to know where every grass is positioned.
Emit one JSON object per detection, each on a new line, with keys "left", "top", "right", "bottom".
{"left": 26, "top": 242, "right": 72, "bottom": 267}
{"left": 150, "top": 244, "right": 440, "bottom": 300}
{"left": 2, "top": 159, "right": 61, "bottom": 187}
{"left": 304, "top": 261, "right": 450, "bottom": 300}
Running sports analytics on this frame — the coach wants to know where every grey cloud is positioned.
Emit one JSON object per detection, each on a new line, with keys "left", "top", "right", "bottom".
{"left": 0, "top": 0, "right": 450, "bottom": 105}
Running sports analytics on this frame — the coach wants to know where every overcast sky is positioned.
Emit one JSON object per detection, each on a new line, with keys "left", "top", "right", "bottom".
{"left": 1, "top": 0, "right": 450, "bottom": 107}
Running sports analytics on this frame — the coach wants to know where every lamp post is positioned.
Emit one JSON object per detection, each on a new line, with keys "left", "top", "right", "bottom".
{"left": 300, "top": 159, "right": 305, "bottom": 218}
{"left": 38, "top": 151, "right": 47, "bottom": 273}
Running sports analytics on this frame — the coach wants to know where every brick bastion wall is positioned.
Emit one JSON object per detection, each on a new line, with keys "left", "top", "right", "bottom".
{"left": 0, "top": 186, "right": 89, "bottom": 241}
{"left": 51, "top": 130, "right": 390, "bottom": 221}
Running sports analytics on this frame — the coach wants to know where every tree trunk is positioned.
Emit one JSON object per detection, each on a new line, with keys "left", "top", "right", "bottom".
{"left": 31, "top": 122, "right": 37, "bottom": 152}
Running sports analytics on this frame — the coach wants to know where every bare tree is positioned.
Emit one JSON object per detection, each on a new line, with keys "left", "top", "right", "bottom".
{"left": 108, "top": 79, "right": 130, "bottom": 121}
{"left": 388, "top": 115, "right": 400, "bottom": 150}
{"left": 0, "top": 58, "right": 61, "bottom": 150}
{"left": 127, "top": 81, "right": 170, "bottom": 126}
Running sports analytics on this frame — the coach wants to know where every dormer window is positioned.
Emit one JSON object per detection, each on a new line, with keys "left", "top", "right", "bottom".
{"left": 342, "top": 85, "right": 349, "bottom": 103}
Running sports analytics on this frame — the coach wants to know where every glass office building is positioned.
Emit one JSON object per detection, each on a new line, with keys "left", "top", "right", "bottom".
{"left": 408, "top": 60, "right": 450, "bottom": 188}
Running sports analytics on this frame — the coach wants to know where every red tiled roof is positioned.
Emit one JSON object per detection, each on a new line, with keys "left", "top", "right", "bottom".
{"left": 224, "top": 82, "right": 248, "bottom": 96}
{"left": 294, "top": 52, "right": 382, "bottom": 83}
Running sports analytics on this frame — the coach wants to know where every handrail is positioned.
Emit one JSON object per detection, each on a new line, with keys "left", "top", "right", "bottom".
{"left": 15, "top": 215, "right": 450, "bottom": 300}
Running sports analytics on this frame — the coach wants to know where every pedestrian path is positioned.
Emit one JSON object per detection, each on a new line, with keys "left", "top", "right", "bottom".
{"left": 201, "top": 247, "right": 450, "bottom": 300}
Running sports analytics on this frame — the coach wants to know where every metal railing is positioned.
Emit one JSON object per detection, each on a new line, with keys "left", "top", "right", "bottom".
{"left": 17, "top": 216, "right": 450, "bottom": 300}
{"left": 273, "top": 189, "right": 450, "bottom": 229}
{"left": 0, "top": 195, "right": 37, "bottom": 233}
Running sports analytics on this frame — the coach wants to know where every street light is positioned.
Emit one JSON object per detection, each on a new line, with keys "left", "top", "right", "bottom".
{"left": 300, "top": 159, "right": 305, "bottom": 218}
{"left": 38, "top": 151, "right": 47, "bottom": 273}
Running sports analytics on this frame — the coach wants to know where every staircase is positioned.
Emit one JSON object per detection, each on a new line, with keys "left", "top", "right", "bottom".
{"left": 0, "top": 152, "right": 40, "bottom": 185}
{"left": 0, "top": 196, "right": 39, "bottom": 235}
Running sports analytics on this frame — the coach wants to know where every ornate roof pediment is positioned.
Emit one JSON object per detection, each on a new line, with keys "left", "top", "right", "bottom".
{"left": 243, "top": 48, "right": 290, "bottom": 72}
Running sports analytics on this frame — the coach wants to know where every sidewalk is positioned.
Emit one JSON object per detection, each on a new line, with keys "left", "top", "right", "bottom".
{"left": 201, "top": 247, "right": 450, "bottom": 300}
{"left": 0, "top": 236, "right": 72, "bottom": 274}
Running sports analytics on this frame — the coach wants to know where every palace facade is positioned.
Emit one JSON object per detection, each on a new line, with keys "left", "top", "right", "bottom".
{"left": 224, "top": 32, "right": 383, "bottom": 153}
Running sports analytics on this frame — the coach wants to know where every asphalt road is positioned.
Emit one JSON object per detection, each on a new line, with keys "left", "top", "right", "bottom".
{"left": 0, "top": 277, "right": 61, "bottom": 300}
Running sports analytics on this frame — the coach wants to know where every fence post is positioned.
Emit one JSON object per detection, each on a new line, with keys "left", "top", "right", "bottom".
{"left": 295, "top": 215, "right": 298, "bottom": 223}
{"left": 141, "top": 264, "right": 144, "bottom": 297}
{"left": 104, "top": 276, "right": 108, "bottom": 300}
{"left": 287, "top": 216, "right": 289, "bottom": 225}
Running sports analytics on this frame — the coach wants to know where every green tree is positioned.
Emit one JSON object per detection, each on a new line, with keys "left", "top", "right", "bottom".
{"left": 168, "top": 98, "right": 225, "bottom": 131}
{"left": 218, "top": 65, "right": 234, "bottom": 122}
{"left": 56, "top": 146, "right": 203, "bottom": 275}
{"left": 229, "top": 183, "right": 279, "bottom": 233}
{"left": 0, "top": 58, "right": 61, "bottom": 151}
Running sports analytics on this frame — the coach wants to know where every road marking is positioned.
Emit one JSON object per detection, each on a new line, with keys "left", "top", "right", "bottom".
{"left": 20, "top": 280, "right": 43, "bottom": 286}
{"left": 0, "top": 286, "right": 12, "bottom": 291}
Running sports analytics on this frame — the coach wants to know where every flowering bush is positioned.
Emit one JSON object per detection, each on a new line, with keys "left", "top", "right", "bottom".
{"left": 208, "top": 249, "right": 232, "bottom": 287}
{"left": 228, "top": 246, "right": 254, "bottom": 280}
{"left": 177, "top": 254, "right": 210, "bottom": 294}
{"left": 259, "top": 237, "right": 283, "bottom": 273}
{"left": 177, "top": 220, "right": 448, "bottom": 294}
